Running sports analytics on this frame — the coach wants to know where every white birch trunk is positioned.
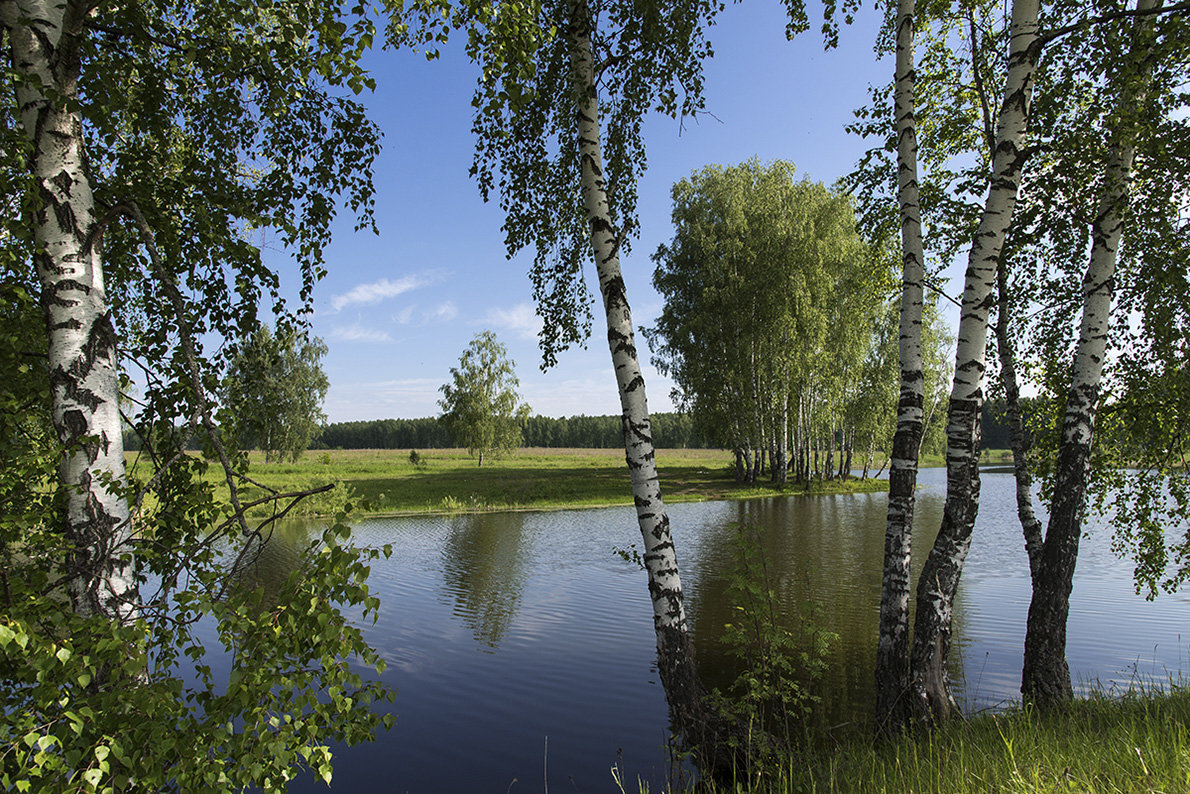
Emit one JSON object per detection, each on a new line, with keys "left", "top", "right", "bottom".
{"left": 1022, "top": 0, "right": 1159, "bottom": 706}
{"left": 566, "top": 4, "right": 699, "bottom": 718}
{"left": 874, "top": 0, "right": 927, "bottom": 732}
{"left": 5, "top": 0, "right": 136, "bottom": 621}
{"left": 910, "top": 0, "right": 1040, "bottom": 721}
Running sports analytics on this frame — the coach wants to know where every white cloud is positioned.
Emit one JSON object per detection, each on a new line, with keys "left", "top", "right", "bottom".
{"left": 394, "top": 302, "right": 458, "bottom": 325}
{"left": 329, "top": 323, "right": 393, "bottom": 343}
{"left": 482, "top": 302, "right": 541, "bottom": 340}
{"left": 431, "top": 302, "right": 458, "bottom": 322}
{"left": 330, "top": 275, "right": 431, "bottom": 313}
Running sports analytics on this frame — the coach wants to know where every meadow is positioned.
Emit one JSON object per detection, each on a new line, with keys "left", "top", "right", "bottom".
{"left": 195, "top": 447, "right": 891, "bottom": 518}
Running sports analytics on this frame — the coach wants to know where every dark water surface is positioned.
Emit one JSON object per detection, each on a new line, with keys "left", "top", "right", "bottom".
{"left": 240, "top": 468, "right": 1189, "bottom": 792}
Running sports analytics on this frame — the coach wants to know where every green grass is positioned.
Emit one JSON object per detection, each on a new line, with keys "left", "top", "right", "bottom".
{"left": 176, "top": 447, "right": 888, "bottom": 518}
{"left": 689, "top": 685, "right": 1190, "bottom": 794}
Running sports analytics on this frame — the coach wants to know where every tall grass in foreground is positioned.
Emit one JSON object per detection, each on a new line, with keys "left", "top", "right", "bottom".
{"left": 681, "top": 684, "right": 1190, "bottom": 793}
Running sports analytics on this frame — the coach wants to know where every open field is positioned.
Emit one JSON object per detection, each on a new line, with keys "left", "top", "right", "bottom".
{"left": 188, "top": 447, "right": 890, "bottom": 518}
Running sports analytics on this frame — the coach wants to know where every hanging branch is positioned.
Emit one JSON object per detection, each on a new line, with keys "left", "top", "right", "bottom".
{"left": 89, "top": 201, "right": 252, "bottom": 537}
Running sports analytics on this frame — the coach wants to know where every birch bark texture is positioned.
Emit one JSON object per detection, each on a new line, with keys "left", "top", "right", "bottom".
{"left": 456, "top": 0, "right": 721, "bottom": 729}
{"left": 993, "top": 264, "right": 1045, "bottom": 583}
{"left": 908, "top": 0, "right": 1040, "bottom": 723}
{"left": 1021, "top": 0, "right": 1162, "bottom": 708}
{"left": 567, "top": 5, "right": 698, "bottom": 709}
{"left": 874, "top": 0, "right": 927, "bottom": 734}
{"left": 5, "top": 0, "right": 135, "bottom": 620}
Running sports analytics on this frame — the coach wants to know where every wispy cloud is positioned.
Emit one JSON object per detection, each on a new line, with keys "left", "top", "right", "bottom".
{"left": 330, "top": 275, "right": 432, "bottom": 313}
{"left": 483, "top": 302, "right": 541, "bottom": 340}
{"left": 329, "top": 323, "right": 393, "bottom": 343}
{"left": 430, "top": 302, "right": 458, "bottom": 322}
{"left": 395, "top": 302, "right": 458, "bottom": 325}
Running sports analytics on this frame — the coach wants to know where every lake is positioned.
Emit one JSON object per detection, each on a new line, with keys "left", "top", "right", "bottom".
{"left": 240, "top": 467, "right": 1190, "bottom": 792}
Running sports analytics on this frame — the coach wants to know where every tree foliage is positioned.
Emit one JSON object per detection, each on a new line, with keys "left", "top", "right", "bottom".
{"left": 396, "top": 0, "right": 722, "bottom": 367}
{"left": 1, "top": 0, "right": 397, "bottom": 788}
{"left": 222, "top": 322, "right": 330, "bottom": 463}
{"left": 648, "top": 160, "right": 950, "bottom": 483}
{"left": 438, "top": 331, "right": 531, "bottom": 466}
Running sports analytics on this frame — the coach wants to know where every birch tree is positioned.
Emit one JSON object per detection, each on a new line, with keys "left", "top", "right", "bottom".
{"left": 1, "top": 1, "right": 400, "bottom": 788}
{"left": 1022, "top": 0, "right": 1173, "bottom": 707}
{"left": 846, "top": 0, "right": 1040, "bottom": 726}
{"left": 904, "top": 0, "right": 1041, "bottom": 723}
{"left": 873, "top": 0, "right": 928, "bottom": 732}
{"left": 400, "top": 0, "right": 721, "bottom": 729}
{"left": 222, "top": 322, "right": 331, "bottom": 463}
{"left": 438, "top": 330, "right": 531, "bottom": 466}
{"left": 648, "top": 160, "right": 890, "bottom": 490}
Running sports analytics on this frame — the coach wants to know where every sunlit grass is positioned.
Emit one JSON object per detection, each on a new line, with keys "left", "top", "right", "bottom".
{"left": 691, "top": 683, "right": 1190, "bottom": 793}
{"left": 156, "top": 447, "right": 888, "bottom": 518}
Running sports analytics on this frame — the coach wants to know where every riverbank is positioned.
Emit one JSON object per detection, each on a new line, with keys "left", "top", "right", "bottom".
{"left": 213, "top": 447, "right": 889, "bottom": 517}
{"left": 691, "top": 684, "right": 1190, "bottom": 793}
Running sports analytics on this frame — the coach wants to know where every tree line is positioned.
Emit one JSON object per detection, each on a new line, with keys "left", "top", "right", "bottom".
{"left": 316, "top": 411, "right": 710, "bottom": 450}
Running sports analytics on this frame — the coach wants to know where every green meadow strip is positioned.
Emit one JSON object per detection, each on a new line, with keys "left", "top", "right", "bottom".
{"left": 170, "top": 447, "right": 889, "bottom": 518}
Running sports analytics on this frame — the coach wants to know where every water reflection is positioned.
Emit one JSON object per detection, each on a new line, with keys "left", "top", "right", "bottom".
{"left": 439, "top": 512, "right": 530, "bottom": 648}
{"left": 682, "top": 492, "right": 974, "bottom": 728}
{"left": 255, "top": 470, "right": 1190, "bottom": 793}
{"left": 227, "top": 521, "right": 316, "bottom": 609}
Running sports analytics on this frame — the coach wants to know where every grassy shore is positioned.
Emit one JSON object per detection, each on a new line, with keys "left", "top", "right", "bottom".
{"left": 193, "top": 447, "right": 889, "bottom": 518}
{"left": 676, "top": 685, "right": 1190, "bottom": 794}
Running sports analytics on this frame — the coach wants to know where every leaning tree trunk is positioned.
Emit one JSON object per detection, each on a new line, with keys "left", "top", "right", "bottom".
{"left": 1022, "top": 0, "right": 1157, "bottom": 707}
{"left": 567, "top": 6, "right": 700, "bottom": 726}
{"left": 994, "top": 260, "right": 1044, "bottom": 582}
{"left": 908, "top": 0, "right": 1040, "bottom": 724}
{"left": 6, "top": 0, "right": 135, "bottom": 621}
{"left": 874, "top": 0, "right": 928, "bottom": 734}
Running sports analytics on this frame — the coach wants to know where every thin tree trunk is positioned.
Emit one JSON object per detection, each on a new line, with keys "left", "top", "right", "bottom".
{"left": 874, "top": 0, "right": 927, "bottom": 733}
{"left": 1022, "top": 0, "right": 1157, "bottom": 707}
{"left": 824, "top": 419, "right": 835, "bottom": 481}
{"left": 567, "top": 4, "right": 700, "bottom": 724}
{"left": 843, "top": 430, "right": 853, "bottom": 479}
{"left": 7, "top": 0, "right": 136, "bottom": 621}
{"left": 994, "top": 262, "right": 1044, "bottom": 581}
{"left": 776, "top": 392, "right": 789, "bottom": 485}
{"left": 909, "top": 0, "right": 1040, "bottom": 723}
{"left": 972, "top": 8, "right": 1044, "bottom": 583}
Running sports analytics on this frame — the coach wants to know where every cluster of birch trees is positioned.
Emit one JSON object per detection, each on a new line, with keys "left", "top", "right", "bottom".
{"left": 862, "top": 0, "right": 1190, "bottom": 728}
{"left": 5, "top": 0, "right": 1188, "bottom": 784}
{"left": 647, "top": 160, "right": 953, "bottom": 485}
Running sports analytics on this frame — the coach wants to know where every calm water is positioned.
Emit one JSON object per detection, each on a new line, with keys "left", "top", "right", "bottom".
{"left": 234, "top": 468, "right": 1190, "bottom": 792}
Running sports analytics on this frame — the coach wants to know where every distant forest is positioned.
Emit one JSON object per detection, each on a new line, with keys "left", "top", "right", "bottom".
{"left": 314, "top": 412, "right": 710, "bottom": 450}
{"left": 125, "top": 404, "right": 1022, "bottom": 453}
{"left": 313, "top": 403, "right": 1022, "bottom": 451}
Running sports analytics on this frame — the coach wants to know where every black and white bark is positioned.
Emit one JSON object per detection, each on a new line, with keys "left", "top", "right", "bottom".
{"left": 909, "top": 0, "right": 1040, "bottom": 723}
{"left": 567, "top": 3, "right": 700, "bottom": 723}
{"left": 1021, "top": 0, "right": 1159, "bottom": 707}
{"left": 994, "top": 261, "right": 1044, "bottom": 582}
{"left": 874, "top": 0, "right": 927, "bottom": 734}
{"left": 5, "top": 0, "right": 135, "bottom": 621}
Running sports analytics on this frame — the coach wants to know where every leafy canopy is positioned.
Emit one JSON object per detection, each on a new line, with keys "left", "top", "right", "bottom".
{"left": 222, "top": 322, "right": 331, "bottom": 463}
{"left": 1, "top": 0, "right": 401, "bottom": 789}
{"left": 438, "top": 331, "right": 531, "bottom": 465}
{"left": 396, "top": 0, "right": 723, "bottom": 367}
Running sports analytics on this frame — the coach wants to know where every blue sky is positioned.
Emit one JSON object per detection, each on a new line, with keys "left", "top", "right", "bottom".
{"left": 290, "top": 2, "right": 904, "bottom": 423}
